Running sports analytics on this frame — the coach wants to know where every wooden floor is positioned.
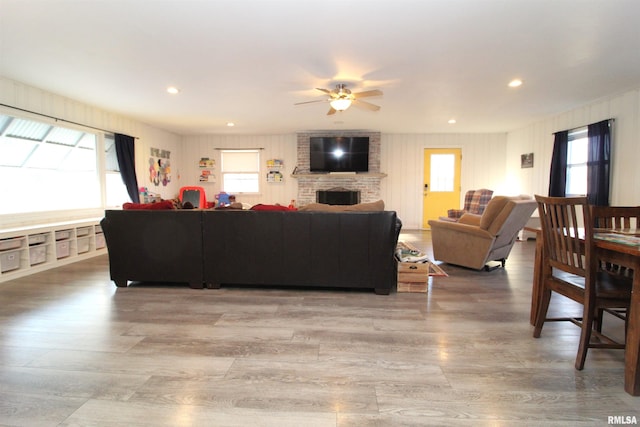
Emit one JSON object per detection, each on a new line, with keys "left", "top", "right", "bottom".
{"left": 1, "top": 230, "right": 638, "bottom": 426}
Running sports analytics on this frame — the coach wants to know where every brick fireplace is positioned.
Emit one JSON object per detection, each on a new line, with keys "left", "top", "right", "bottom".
{"left": 294, "top": 131, "right": 385, "bottom": 206}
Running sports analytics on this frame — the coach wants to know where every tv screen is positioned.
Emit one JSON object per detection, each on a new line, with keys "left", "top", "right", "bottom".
{"left": 309, "top": 136, "right": 369, "bottom": 172}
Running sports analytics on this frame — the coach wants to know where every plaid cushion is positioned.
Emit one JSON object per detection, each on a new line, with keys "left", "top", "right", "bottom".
{"left": 470, "top": 189, "right": 493, "bottom": 214}
{"left": 447, "top": 189, "right": 493, "bottom": 219}
{"left": 447, "top": 208, "right": 466, "bottom": 219}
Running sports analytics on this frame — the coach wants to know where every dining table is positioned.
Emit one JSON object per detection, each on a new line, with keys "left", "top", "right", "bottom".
{"left": 527, "top": 226, "right": 640, "bottom": 396}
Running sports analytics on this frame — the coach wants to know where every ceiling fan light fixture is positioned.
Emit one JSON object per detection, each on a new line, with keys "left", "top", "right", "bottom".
{"left": 508, "top": 79, "right": 523, "bottom": 88}
{"left": 329, "top": 98, "right": 352, "bottom": 111}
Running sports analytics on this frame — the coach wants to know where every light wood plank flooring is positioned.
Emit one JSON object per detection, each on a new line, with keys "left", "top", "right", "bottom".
{"left": 0, "top": 230, "right": 638, "bottom": 426}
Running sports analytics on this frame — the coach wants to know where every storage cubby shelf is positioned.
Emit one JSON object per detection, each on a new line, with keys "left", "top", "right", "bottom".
{"left": 0, "top": 218, "right": 105, "bottom": 283}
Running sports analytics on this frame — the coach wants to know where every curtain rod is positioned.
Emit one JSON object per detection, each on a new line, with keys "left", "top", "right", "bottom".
{"left": 0, "top": 103, "right": 139, "bottom": 139}
{"left": 552, "top": 118, "right": 615, "bottom": 135}
{"left": 215, "top": 147, "right": 264, "bottom": 150}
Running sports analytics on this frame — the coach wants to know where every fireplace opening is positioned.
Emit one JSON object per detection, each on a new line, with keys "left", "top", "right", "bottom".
{"left": 316, "top": 188, "right": 360, "bottom": 205}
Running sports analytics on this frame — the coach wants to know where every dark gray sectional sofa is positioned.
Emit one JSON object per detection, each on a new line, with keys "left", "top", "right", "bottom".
{"left": 100, "top": 209, "right": 401, "bottom": 294}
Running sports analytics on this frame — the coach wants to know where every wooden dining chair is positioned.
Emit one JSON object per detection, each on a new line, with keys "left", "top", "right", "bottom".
{"left": 590, "top": 205, "right": 640, "bottom": 331}
{"left": 534, "top": 195, "right": 632, "bottom": 370}
{"left": 591, "top": 205, "right": 640, "bottom": 230}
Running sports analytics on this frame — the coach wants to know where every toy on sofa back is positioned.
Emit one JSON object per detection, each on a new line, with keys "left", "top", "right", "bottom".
{"left": 215, "top": 192, "right": 236, "bottom": 207}
{"left": 179, "top": 186, "right": 206, "bottom": 208}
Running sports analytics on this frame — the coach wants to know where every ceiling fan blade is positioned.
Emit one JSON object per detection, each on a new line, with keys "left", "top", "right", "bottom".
{"left": 353, "top": 89, "right": 383, "bottom": 99}
{"left": 316, "top": 88, "right": 332, "bottom": 94}
{"left": 353, "top": 99, "right": 381, "bottom": 111}
{"left": 327, "top": 107, "right": 337, "bottom": 115}
{"left": 294, "top": 99, "right": 329, "bottom": 105}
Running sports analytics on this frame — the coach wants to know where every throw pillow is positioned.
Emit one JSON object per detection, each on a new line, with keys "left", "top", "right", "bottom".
{"left": 342, "top": 200, "right": 385, "bottom": 211}
{"left": 250, "top": 204, "right": 297, "bottom": 211}
{"left": 297, "top": 203, "right": 335, "bottom": 212}
{"left": 298, "top": 200, "right": 385, "bottom": 212}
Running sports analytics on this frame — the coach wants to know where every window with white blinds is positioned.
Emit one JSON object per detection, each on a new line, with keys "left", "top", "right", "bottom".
{"left": 220, "top": 149, "right": 260, "bottom": 193}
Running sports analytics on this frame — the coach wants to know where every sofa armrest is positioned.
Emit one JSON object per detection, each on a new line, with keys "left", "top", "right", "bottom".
{"left": 428, "top": 218, "right": 493, "bottom": 239}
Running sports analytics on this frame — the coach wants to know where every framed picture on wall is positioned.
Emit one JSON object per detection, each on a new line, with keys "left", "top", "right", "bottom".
{"left": 521, "top": 153, "right": 534, "bottom": 168}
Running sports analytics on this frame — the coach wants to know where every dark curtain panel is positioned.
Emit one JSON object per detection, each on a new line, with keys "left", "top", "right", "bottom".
{"left": 114, "top": 133, "right": 140, "bottom": 203}
{"left": 587, "top": 119, "right": 611, "bottom": 206}
{"left": 548, "top": 130, "right": 568, "bottom": 197}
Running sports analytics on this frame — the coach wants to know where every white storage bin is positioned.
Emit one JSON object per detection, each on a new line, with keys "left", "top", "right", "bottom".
{"left": 95, "top": 233, "right": 106, "bottom": 249}
{"left": 77, "top": 236, "right": 90, "bottom": 253}
{"left": 56, "top": 241, "right": 70, "bottom": 259}
{"left": 1, "top": 249, "right": 21, "bottom": 273}
{"left": 76, "top": 227, "right": 91, "bottom": 237}
{"left": 0, "top": 237, "right": 23, "bottom": 251}
{"left": 28, "top": 233, "right": 48, "bottom": 245}
{"left": 29, "top": 245, "right": 47, "bottom": 265}
{"left": 55, "top": 230, "right": 72, "bottom": 241}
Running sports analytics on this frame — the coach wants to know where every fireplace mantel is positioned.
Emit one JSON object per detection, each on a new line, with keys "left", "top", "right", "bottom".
{"left": 292, "top": 172, "right": 387, "bottom": 179}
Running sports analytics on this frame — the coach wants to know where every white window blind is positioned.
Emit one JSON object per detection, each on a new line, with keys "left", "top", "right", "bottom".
{"left": 220, "top": 150, "right": 260, "bottom": 193}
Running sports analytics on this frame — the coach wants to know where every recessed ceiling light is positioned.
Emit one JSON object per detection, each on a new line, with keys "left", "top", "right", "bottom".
{"left": 508, "top": 79, "right": 523, "bottom": 88}
{"left": 448, "top": 119, "right": 457, "bottom": 124}
{"left": 166, "top": 86, "right": 180, "bottom": 94}
{"left": 226, "top": 122, "right": 235, "bottom": 127}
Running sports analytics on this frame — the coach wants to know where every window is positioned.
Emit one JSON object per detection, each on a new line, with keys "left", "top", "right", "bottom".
{"left": 220, "top": 150, "right": 260, "bottom": 193}
{"left": 429, "top": 153, "right": 455, "bottom": 191}
{"left": 565, "top": 126, "right": 588, "bottom": 196}
{"left": 0, "top": 114, "right": 101, "bottom": 215}
{"left": 550, "top": 119, "right": 611, "bottom": 205}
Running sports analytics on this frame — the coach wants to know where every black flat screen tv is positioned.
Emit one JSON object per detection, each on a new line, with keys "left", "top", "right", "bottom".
{"left": 309, "top": 136, "right": 369, "bottom": 173}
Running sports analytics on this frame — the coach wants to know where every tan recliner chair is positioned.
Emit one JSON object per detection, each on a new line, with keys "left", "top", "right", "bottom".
{"left": 428, "top": 195, "right": 538, "bottom": 270}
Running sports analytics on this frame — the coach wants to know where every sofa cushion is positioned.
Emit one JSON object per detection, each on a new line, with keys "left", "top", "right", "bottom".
{"left": 122, "top": 200, "right": 175, "bottom": 210}
{"left": 299, "top": 200, "right": 385, "bottom": 212}
{"left": 458, "top": 213, "right": 482, "bottom": 226}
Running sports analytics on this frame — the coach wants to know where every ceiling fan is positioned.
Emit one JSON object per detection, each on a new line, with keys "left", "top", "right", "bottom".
{"left": 295, "top": 84, "right": 383, "bottom": 115}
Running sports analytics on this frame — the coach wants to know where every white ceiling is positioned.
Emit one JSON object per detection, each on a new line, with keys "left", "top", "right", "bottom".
{"left": 1, "top": 0, "right": 639, "bottom": 136}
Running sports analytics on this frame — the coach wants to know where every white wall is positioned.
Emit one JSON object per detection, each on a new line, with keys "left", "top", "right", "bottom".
{"left": 506, "top": 88, "right": 640, "bottom": 205}
{"left": 0, "top": 76, "right": 182, "bottom": 228}
{"left": 180, "top": 134, "right": 298, "bottom": 207}
{"left": 180, "top": 132, "right": 509, "bottom": 229}
{"left": 380, "top": 133, "right": 508, "bottom": 229}
{"left": 136, "top": 128, "right": 183, "bottom": 201}
{"left": 7, "top": 76, "right": 637, "bottom": 233}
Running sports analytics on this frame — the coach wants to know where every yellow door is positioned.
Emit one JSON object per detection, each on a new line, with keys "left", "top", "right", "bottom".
{"left": 422, "top": 148, "right": 462, "bottom": 229}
